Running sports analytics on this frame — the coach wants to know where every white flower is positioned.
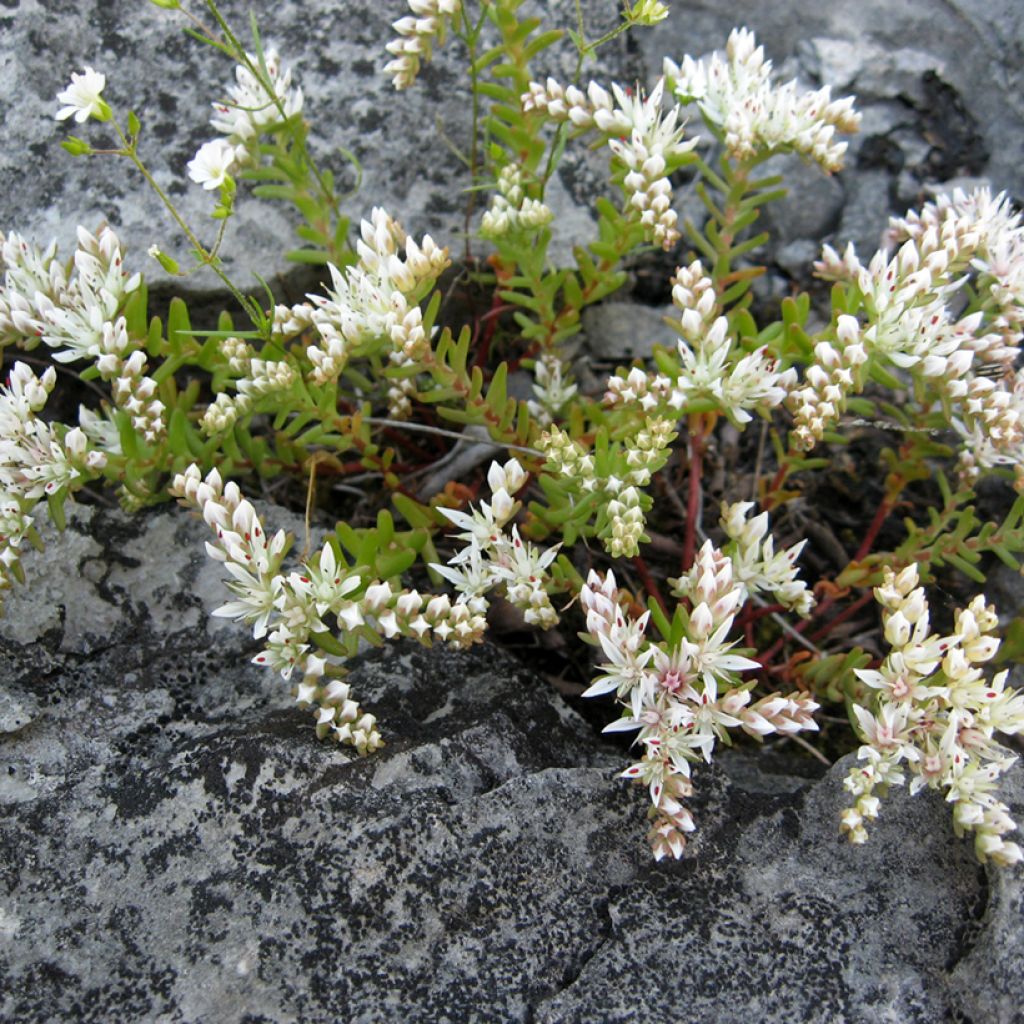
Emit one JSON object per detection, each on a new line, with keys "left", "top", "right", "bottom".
{"left": 187, "top": 139, "right": 239, "bottom": 191}
{"left": 664, "top": 28, "right": 860, "bottom": 171}
{"left": 210, "top": 49, "right": 304, "bottom": 146}
{"left": 55, "top": 67, "right": 109, "bottom": 123}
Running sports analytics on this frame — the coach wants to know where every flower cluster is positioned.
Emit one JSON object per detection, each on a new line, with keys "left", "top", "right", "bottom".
{"left": 581, "top": 526, "right": 817, "bottom": 860}
{"left": 172, "top": 464, "right": 492, "bottom": 753}
{"left": 433, "top": 458, "right": 560, "bottom": 628}
{"left": 604, "top": 260, "right": 796, "bottom": 424}
{"left": 521, "top": 77, "right": 697, "bottom": 249}
{"left": 842, "top": 565, "right": 1024, "bottom": 867}
{"left": 0, "top": 363, "right": 107, "bottom": 606}
{"left": 189, "top": 48, "right": 304, "bottom": 190}
{"left": 0, "top": 227, "right": 164, "bottom": 444}
{"left": 384, "top": 0, "right": 462, "bottom": 90}
{"left": 888, "top": 187, "right": 1024, "bottom": 346}
{"left": 816, "top": 187, "right": 1024, "bottom": 486}
{"left": 201, "top": 356, "right": 297, "bottom": 435}
{"left": 480, "top": 165, "right": 554, "bottom": 239}
{"left": 273, "top": 208, "right": 449, "bottom": 386}
{"left": 716, "top": 501, "right": 815, "bottom": 616}
{"left": 526, "top": 352, "right": 578, "bottom": 427}
{"left": 785, "top": 316, "right": 868, "bottom": 451}
{"left": 540, "top": 416, "right": 676, "bottom": 557}
{"left": 664, "top": 28, "right": 860, "bottom": 171}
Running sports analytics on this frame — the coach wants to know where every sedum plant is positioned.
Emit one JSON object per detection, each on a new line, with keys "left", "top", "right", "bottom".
{"left": 2, "top": 0, "right": 1024, "bottom": 868}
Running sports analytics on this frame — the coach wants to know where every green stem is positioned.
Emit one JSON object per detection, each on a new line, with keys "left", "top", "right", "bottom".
{"left": 111, "top": 121, "right": 259, "bottom": 329}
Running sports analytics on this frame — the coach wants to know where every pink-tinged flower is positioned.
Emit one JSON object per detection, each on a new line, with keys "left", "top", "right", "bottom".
{"left": 56, "top": 67, "right": 110, "bottom": 123}
{"left": 187, "top": 139, "right": 238, "bottom": 191}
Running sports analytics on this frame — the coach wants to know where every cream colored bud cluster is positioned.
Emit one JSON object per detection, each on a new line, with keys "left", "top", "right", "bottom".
{"left": 0, "top": 362, "right": 108, "bottom": 607}
{"left": 173, "top": 464, "right": 493, "bottom": 753}
{"left": 664, "top": 28, "right": 860, "bottom": 172}
{"left": 526, "top": 353, "right": 578, "bottom": 426}
{"left": 717, "top": 501, "right": 815, "bottom": 616}
{"left": 540, "top": 418, "right": 674, "bottom": 557}
{"left": 786, "top": 316, "right": 867, "bottom": 451}
{"left": 889, "top": 187, "right": 1024, "bottom": 344}
{"left": 625, "top": 417, "right": 677, "bottom": 487}
{"left": 609, "top": 137, "right": 679, "bottom": 247}
{"left": 384, "top": 0, "right": 462, "bottom": 90}
{"left": 520, "top": 78, "right": 619, "bottom": 130}
{"left": 842, "top": 564, "right": 1024, "bottom": 866}
{"left": 603, "top": 480, "right": 646, "bottom": 558}
{"left": 275, "top": 209, "right": 449, "bottom": 386}
{"left": 606, "top": 79, "right": 694, "bottom": 250}
{"left": 90, "top": 318, "right": 166, "bottom": 444}
{"left": 672, "top": 260, "right": 717, "bottom": 333}
{"left": 522, "top": 78, "right": 696, "bottom": 250}
{"left": 539, "top": 427, "right": 598, "bottom": 491}
{"left": 433, "top": 458, "right": 560, "bottom": 629}
{"left": 200, "top": 358, "right": 296, "bottom": 436}
{"left": 605, "top": 259, "right": 794, "bottom": 423}
{"left": 360, "top": 579, "right": 488, "bottom": 647}
{"left": 386, "top": 374, "right": 416, "bottom": 420}
{"left": 293, "top": 656, "right": 383, "bottom": 756}
{"left": 480, "top": 165, "right": 554, "bottom": 239}
{"left": 220, "top": 336, "right": 255, "bottom": 374}
{"left": 582, "top": 556, "right": 817, "bottom": 861}
{"left": 603, "top": 365, "right": 676, "bottom": 412}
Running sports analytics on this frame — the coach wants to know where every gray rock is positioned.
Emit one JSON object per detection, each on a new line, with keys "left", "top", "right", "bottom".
{"left": 776, "top": 239, "right": 822, "bottom": 282}
{"left": 1, "top": 0, "right": 634, "bottom": 295}
{"left": 581, "top": 301, "right": 677, "bottom": 362}
{"left": 837, "top": 169, "right": 893, "bottom": 258}
{"left": 2, "top": 505, "right": 1023, "bottom": 1022}
{"left": 760, "top": 154, "right": 846, "bottom": 245}
{"left": 4, "top": 0, "right": 1021, "bottom": 307}
{"left": 536, "top": 749, "right": 1024, "bottom": 1024}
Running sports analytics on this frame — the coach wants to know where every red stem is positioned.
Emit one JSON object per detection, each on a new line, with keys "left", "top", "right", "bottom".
{"left": 632, "top": 556, "right": 668, "bottom": 616}
{"left": 762, "top": 464, "right": 787, "bottom": 511}
{"left": 736, "top": 602, "right": 786, "bottom": 628}
{"left": 853, "top": 498, "right": 893, "bottom": 563}
{"left": 471, "top": 297, "right": 514, "bottom": 369}
{"left": 807, "top": 591, "right": 874, "bottom": 644}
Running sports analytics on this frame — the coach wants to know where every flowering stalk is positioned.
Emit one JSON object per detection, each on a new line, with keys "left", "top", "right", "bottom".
{"left": 433, "top": 457, "right": 561, "bottom": 628}
{"left": 581, "top": 508, "right": 817, "bottom": 860}
{"left": 172, "top": 464, "right": 493, "bottom": 753}
{"left": 0, "top": 363, "right": 107, "bottom": 608}
{"left": 843, "top": 565, "right": 1024, "bottom": 867}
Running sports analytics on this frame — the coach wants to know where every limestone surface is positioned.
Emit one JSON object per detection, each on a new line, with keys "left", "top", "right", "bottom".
{"left": 3, "top": 0, "right": 1021, "bottom": 295}
{"left": 0, "top": 504, "right": 1022, "bottom": 1022}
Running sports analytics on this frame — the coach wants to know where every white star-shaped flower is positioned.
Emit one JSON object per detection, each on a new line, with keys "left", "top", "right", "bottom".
{"left": 56, "top": 67, "right": 109, "bottom": 123}
{"left": 187, "top": 139, "right": 238, "bottom": 191}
